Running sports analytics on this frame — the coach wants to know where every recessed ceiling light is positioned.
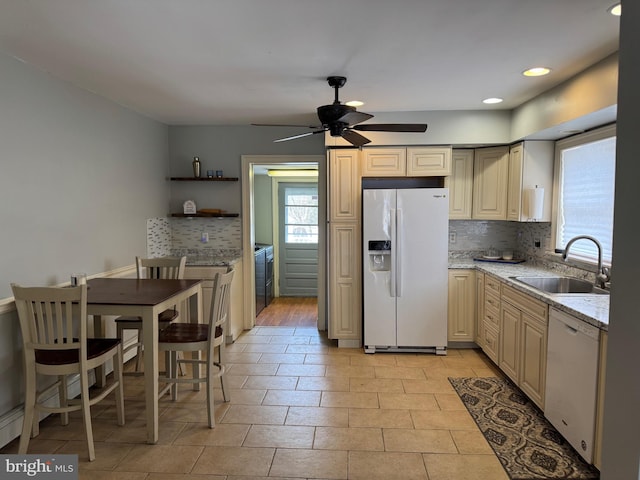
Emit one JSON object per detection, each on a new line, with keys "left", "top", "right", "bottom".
{"left": 522, "top": 67, "right": 551, "bottom": 77}
{"left": 345, "top": 100, "right": 364, "bottom": 107}
{"left": 482, "top": 97, "right": 504, "bottom": 104}
{"left": 608, "top": 3, "right": 621, "bottom": 16}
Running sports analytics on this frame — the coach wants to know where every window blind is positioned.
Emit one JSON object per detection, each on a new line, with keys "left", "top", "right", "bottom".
{"left": 557, "top": 135, "right": 616, "bottom": 265}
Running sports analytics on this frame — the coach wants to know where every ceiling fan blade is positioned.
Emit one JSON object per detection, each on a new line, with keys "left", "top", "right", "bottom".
{"left": 273, "top": 130, "right": 325, "bottom": 143}
{"left": 337, "top": 111, "right": 374, "bottom": 127}
{"left": 353, "top": 123, "right": 428, "bottom": 133}
{"left": 341, "top": 130, "right": 371, "bottom": 147}
{"left": 252, "top": 123, "right": 321, "bottom": 129}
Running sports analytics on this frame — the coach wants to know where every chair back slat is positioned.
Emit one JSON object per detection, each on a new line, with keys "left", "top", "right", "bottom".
{"left": 136, "top": 256, "right": 186, "bottom": 280}
{"left": 11, "top": 284, "right": 86, "bottom": 355}
{"left": 209, "top": 269, "right": 234, "bottom": 329}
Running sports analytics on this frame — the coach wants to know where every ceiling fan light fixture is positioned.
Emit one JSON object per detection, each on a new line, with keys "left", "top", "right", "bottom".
{"left": 482, "top": 97, "right": 504, "bottom": 104}
{"left": 522, "top": 67, "right": 551, "bottom": 77}
{"left": 345, "top": 100, "right": 364, "bottom": 107}
{"left": 608, "top": 3, "right": 621, "bottom": 16}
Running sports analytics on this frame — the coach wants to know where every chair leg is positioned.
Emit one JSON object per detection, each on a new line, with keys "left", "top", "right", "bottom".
{"left": 217, "top": 346, "right": 229, "bottom": 402}
{"left": 170, "top": 351, "right": 179, "bottom": 401}
{"left": 58, "top": 375, "right": 69, "bottom": 426}
{"left": 19, "top": 366, "right": 37, "bottom": 454}
{"left": 206, "top": 362, "right": 214, "bottom": 428}
{"left": 79, "top": 369, "right": 96, "bottom": 462}
{"left": 113, "top": 346, "right": 125, "bottom": 426}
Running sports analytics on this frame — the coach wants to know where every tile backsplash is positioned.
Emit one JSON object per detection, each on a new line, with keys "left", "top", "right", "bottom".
{"left": 148, "top": 216, "right": 599, "bottom": 282}
{"left": 147, "top": 217, "right": 242, "bottom": 256}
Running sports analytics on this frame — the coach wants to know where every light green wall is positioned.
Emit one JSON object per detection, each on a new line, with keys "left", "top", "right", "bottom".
{"left": 0, "top": 50, "right": 168, "bottom": 419}
{"left": 254, "top": 174, "right": 273, "bottom": 244}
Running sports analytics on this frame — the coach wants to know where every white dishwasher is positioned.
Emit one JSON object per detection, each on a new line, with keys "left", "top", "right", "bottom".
{"left": 545, "top": 307, "right": 601, "bottom": 463}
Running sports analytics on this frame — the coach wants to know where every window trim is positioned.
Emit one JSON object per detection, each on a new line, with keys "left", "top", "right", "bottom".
{"left": 551, "top": 123, "right": 616, "bottom": 266}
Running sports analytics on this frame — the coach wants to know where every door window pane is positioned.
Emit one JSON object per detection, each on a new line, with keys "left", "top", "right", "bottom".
{"left": 284, "top": 186, "right": 318, "bottom": 244}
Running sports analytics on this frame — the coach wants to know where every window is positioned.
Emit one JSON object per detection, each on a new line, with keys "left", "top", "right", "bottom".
{"left": 283, "top": 185, "right": 318, "bottom": 244}
{"left": 554, "top": 125, "right": 616, "bottom": 265}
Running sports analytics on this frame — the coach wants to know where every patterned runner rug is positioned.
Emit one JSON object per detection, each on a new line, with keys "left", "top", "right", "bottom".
{"left": 449, "top": 377, "right": 600, "bottom": 480}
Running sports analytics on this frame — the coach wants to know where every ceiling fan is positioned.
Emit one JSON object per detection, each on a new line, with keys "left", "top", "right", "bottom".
{"left": 254, "top": 76, "right": 428, "bottom": 147}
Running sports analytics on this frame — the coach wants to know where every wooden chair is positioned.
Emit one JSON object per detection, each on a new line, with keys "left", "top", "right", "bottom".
{"left": 115, "top": 256, "right": 186, "bottom": 372}
{"left": 11, "top": 283, "right": 125, "bottom": 462}
{"left": 158, "top": 269, "right": 233, "bottom": 427}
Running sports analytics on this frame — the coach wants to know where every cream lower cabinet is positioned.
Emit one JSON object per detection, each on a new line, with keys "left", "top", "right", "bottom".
{"left": 475, "top": 272, "right": 485, "bottom": 348}
{"left": 184, "top": 260, "right": 244, "bottom": 343}
{"left": 593, "top": 330, "right": 607, "bottom": 470}
{"left": 481, "top": 274, "right": 501, "bottom": 363}
{"left": 499, "top": 283, "right": 548, "bottom": 409}
{"left": 447, "top": 269, "right": 476, "bottom": 343}
{"left": 328, "top": 223, "right": 361, "bottom": 343}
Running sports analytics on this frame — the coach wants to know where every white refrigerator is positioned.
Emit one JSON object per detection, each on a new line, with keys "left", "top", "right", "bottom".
{"left": 363, "top": 187, "right": 448, "bottom": 354}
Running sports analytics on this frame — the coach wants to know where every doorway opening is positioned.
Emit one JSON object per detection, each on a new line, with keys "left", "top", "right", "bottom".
{"left": 241, "top": 155, "right": 326, "bottom": 331}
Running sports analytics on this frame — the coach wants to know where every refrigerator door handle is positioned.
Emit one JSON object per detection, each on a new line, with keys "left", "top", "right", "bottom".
{"left": 396, "top": 208, "right": 403, "bottom": 297}
{"left": 390, "top": 208, "right": 397, "bottom": 298}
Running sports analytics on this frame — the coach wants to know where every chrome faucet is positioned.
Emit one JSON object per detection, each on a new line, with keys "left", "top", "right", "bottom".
{"left": 562, "top": 235, "right": 610, "bottom": 289}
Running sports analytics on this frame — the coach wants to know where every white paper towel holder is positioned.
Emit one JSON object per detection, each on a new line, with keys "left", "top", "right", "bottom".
{"left": 527, "top": 185, "right": 545, "bottom": 221}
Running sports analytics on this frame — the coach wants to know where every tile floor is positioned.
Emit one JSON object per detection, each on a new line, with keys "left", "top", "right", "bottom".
{"left": 1, "top": 327, "right": 509, "bottom": 480}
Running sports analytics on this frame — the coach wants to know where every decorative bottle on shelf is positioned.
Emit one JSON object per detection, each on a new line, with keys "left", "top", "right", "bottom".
{"left": 192, "top": 157, "right": 201, "bottom": 178}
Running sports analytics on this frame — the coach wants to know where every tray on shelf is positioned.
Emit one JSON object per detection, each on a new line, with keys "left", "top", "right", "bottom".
{"left": 473, "top": 257, "right": 526, "bottom": 264}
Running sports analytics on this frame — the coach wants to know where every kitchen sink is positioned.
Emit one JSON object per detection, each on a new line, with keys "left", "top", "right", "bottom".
{"left": 510, "top": 276, "right": 609, "bottom": 295}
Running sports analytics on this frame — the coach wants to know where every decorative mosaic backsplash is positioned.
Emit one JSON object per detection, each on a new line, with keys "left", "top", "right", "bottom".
{"left": 146, "top": 216, "right": 242, "bottom": 257}
{"left": 449, "top": 219, "right": 599, "bottom": 282}
{"left": 146, "top": 217, "right": 172, "bottom": 257}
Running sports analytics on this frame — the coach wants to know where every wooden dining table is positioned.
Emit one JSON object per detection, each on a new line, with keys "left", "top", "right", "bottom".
{"left": 86, "top": 277, "right": 203, "bottom": 444}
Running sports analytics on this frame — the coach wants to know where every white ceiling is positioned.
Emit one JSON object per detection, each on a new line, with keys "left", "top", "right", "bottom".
{"left": 0, "top": 0, "right": 620, "bottom": 126}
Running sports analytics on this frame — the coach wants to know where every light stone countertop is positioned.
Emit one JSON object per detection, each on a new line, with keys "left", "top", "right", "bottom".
{"left": 171, "top": 248, "right": 243, "bottom": 267}
{"left": 449, "top": 259, "right": 610, "bottom": 331}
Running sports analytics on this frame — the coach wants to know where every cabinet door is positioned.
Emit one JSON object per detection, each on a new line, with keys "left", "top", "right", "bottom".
{"left": 361, "top": 148, "right": 406, "bottom": 177}
{"left": 507, "top": 143, "right": 524, "bottom": 221}
{"left": 472, "top": 146, "right": 509, "bottom": 220}
{"left": 446, "top": 149, "right": 474, "bottom": 219}
{"left": 499, "top": 301, "right": 520, "bottom": 382}
{"left": 407, "top": 147, "right": 452, "bottom": 176}
{"left": 519, "top": 312, "right": 547, "bottom": 409}
{"left": 328, "top": 223, "right": 361, "bottom": 340}
{"left": 447, "top": 270, "right": 476, "bottom": 342}
{"left": 329, "top": 149, "right": 360, "bottom": 222}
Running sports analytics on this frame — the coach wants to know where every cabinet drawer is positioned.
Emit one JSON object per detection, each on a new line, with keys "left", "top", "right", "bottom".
{"left": 483, "top": 322, "right": 499, "bottom": 363}
{"left": 484, "top": 291, "right": 500, "bottom": 328}
{"left": 485, "top": 275, "right": 501, "bottom": 296}
{"left": 502, "top": 283, "right": 548, "bottom": 323}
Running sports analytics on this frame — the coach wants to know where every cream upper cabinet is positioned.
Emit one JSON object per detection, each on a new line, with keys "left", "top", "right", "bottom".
{"left": 472, "top": 146, "right": 510, "bottom": 220}
{"left": 407, "top": 147, "right": 451, "bottom": 176}
{"left": 506, "top": 141, "right": 554, "bottom": 222}
{"left": 361, "top": 146, "right": 451, "bottom": 177}
{"left": 447, "top": 269, "right": 476, "bottom": 342}
{"left": 445, "top": 149, "right": 474, "bottom": 219}
{"left": 361, "top": 148, "right": 406, "bottom": 176}
{"left": 329, "top": 149, "right": 360, "bottom": 222}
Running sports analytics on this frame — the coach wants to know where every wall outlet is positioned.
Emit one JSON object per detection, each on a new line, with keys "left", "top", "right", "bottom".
{"left": 449, "top": 232, "right": 457, "bottom": 244}
{"left": 201, "top": 232, "right": 209, "bottom": 243}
